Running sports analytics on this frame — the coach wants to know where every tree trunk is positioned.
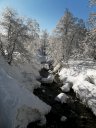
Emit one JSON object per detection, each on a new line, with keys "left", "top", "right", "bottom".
{"left": 7, "top": 42, "right": 16, "bottom": 65}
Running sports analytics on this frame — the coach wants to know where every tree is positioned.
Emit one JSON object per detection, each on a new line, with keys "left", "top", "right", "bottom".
{"left": 89, "top": 0, "right": 96, "bottom": 6}
{"left": 54, "top": 9, "right": 86, "bottom": 62}
{"left": 40, "top": 30, "right": 49, "bottom": 56}
{"left": 47, "top": 35, "right": 63, "bottom": 66}
{"left": 23, "top": 18, "right": 40, "bottom": 61}
{"left": 0, "top": 7, "right": 40, "bottom": 64}
{"left": 86, "top": 1, "right": 96, "bottom": 60}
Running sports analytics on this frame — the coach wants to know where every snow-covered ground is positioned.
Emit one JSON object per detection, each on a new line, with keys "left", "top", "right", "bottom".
{"left": 58, "top": 63, "right": 96, "bottom": 116}
{"left": 0, "top": 57, "right": 41, "bottom": 92}
{"left": 0, "top": 57, "right": 51, "bottom": 128}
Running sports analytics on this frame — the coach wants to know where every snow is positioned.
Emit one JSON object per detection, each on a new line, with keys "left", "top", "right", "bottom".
{"left": 53, "top": 63, "right": 61, "bottom": 73}
{"left": 43, "top": 63, "right": 49, "bottom": 70}
{"left": 41, "top": 74, "right": 54, "bottom": 84}
{"left": 60, "top": 82, "right": 72, "bottom": 92}
{"left": 72, "top": 74, "right": 96, "bottom": 116}
{"left": 58, "top": 66, "right": 96, "bottom": 116}
{"left": 0, "top": 57, "right": 51, "bottom": 128}
{"left": 42, "top": 89, "right": 46, "bottom": 93}
{"left": 55, "top": 93, "right": 69, "bottom": 104}
{"left": 37, "top": 54, "right": 47, "bottom": 64}
{"left": 0, "top": 57, "right": 42, "bottom": 92}
{"left": 85, "top": 69, "right": 96, "bottom": 85}
{"left": 60, "top": 116, "right": 67, "bottom": 122}
{"left": 59, "top": 68, "right": 78, "bottom": 81}
{"left": 17, "top": 61, "right": 42, "bottom": 92}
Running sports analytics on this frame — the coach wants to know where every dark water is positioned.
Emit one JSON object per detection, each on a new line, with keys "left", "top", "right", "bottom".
{"left": 27, "top": 68, "right": 96, "bottom": 128}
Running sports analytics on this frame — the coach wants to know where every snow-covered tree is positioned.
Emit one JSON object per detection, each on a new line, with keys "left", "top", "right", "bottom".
{"left": 37, "top": 30, "right": 49, "bottom": 64}
{"left": 23, "top": 18, "right": 40, "bottom": 61}
{"left": 40, "top": 30, "right": 49, "bottom": 56}
{"left": 0, "top": 7, "right": 40, "bottom": 64}
{"left": 47, "top": 35, "right": 63, "bottom": 66}
{"left": 89, "top": 0, "right": 96, "bottom": 6}
{"left": 85, "top": 1, "right": 96, "bottom": 60}
{"left": 54, "top": 9, "right": 86, "bottom": 62}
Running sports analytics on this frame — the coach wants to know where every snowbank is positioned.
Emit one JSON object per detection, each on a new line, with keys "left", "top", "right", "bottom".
{"left": 0, "top": 68, "right": 51, "bottom": 128}
{"left": 0, "top": 57, "right": 51, "bottom": 128}
{"left": 16, "top": 62, "right": 42, "bottom": 92}
{"left": 0, "top": 57, "right": 41, "bottom": 92}
{"left": 59, "top": 67, "right": 96, "bottom": 116}
{"left": 72, "top": 71, "right": 96, "bottom": 116}
{"left": 59, "top": 68, "right": 78, "bottom": 81}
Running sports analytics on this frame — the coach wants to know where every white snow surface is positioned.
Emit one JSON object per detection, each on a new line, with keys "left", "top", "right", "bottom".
{"left": 60, "top": 82, "right": 71, "bottom": 92}
{"left": 60, "top": 116, "right": 67, "bottom": 122}
{"left": 43, "top": 63, "right": 49, "bottom": 70}
{"left": 58, "top": 67, "right": 96, "bottom": 116}
{"left": 41, "top": 74, "right": 54, "bottom": 84}
{"left": 0, "top": 57, "right": 51, "bottom": 128}
{"left": 53, "top": 63, "right": 61, "bottom": 73}
{"left": 55, "top": 93, "right": 69, "bottom": 104}
{"left": 59, "top": 68, "right": 78, "bottom": 81}
{"left": 0, "top": 57, "right": 41, "bottom": 92}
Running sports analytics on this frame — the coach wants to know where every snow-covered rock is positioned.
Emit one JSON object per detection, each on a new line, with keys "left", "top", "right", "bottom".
{"left": 60, "top": 116, "right": 67, "bottom": 122}
{"left": 60, "top": 82, "right": 72, "bottom": 92}
{"left": 43, "top": 63, "right": 49, "bottom": 70}
{"left": 41, "top": 74, "right": 54, "bottom": 84}
{"left": 42, "top": 89, "right": 46, "bottom": 93}
{"left": 55, "top": 93, "right": 69, "bottom": 104}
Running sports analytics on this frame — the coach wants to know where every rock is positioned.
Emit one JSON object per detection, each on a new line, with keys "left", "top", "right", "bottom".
{"left": 60, "top": 82, "right": 71, "bottom": 92}
{"left": 60, "top": 116, "right": 67, "bottom": 122}
{"left": 41, "top": 74, "right": 54, "bottom": 84}
{"left": 55, "top": 93, "right": 69, "bottom": 104}
{"left": 42, "top": 89, "right": 46, "bottom": 93}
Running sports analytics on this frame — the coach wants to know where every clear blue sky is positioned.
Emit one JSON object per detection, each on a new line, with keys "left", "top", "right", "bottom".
{"left": 0, "top": 0, "right": 95, "bottom": 32}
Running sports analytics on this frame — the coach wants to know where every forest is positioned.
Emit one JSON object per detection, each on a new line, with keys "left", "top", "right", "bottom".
{"left": 0, "top": 0, "right": 96, "bottom": 128}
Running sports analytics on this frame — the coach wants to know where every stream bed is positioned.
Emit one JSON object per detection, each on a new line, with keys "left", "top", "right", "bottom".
{"left": 28, "top": 68, "right": 96, "bottom": 128}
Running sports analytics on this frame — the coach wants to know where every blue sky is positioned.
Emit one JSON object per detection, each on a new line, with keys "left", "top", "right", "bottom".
{"left": 0, "top": 0, "right": 94, "bottom": 32}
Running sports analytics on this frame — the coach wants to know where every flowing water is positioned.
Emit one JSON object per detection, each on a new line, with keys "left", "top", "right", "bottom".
{"left": 28, "top": 68, "right": 96, "bottom": 128}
